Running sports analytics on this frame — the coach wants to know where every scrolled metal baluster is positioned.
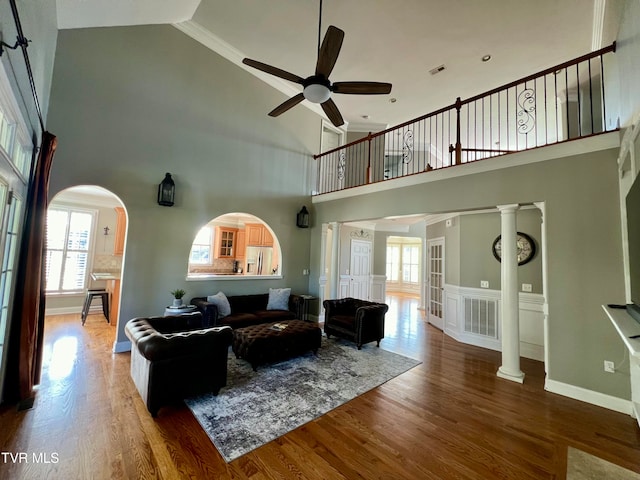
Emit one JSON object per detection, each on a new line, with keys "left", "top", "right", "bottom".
{"left": 517, "top": 88, "right": 536, "bottom": 135}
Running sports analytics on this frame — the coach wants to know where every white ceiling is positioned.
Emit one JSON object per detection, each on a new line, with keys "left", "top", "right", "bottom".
{"left": 56, "top": 0, "right": 619, "bottom": 131}
{"left": 54, "top": 1, "right": 619, "bottom": 224}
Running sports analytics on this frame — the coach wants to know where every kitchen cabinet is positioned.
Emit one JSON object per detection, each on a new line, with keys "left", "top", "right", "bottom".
{"left": 107, "top": 279, "right": 121, "bottom": 326}
{"left": 114, "top": 207, "right": 126, "bottom": 255}
{"left": 246, "top": 223, "right": 273, "bottom": 247}
{"left": 235, "top": 229, "right": 246, "bottom": 260}
{"left": 215, "top": 227, "right": 237, "bottom": 258}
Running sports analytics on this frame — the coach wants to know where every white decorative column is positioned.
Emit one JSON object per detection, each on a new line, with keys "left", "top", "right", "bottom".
{"left": 329, "top": 222, "right": 341, "bottom": 299}
{"left": 497, "top": 204, "right": 525, "bottom": 383}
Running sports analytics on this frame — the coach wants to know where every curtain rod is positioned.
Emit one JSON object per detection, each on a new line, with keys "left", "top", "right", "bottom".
{"left": 6, "top": 0, "right": 45, "bottom": 135}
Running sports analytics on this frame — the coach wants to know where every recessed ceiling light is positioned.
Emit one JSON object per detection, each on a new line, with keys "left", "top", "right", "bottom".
{"left": 389, "top": 98, "right": 397, "bottom": 103}
{"left": 482, "top": 54, "right": 492, "bottom": 62}
{"left": 362, "top": 115, "right": 370, "bottom": 119}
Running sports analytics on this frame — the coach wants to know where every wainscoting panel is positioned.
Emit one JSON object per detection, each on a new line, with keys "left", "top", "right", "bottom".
{"left": 444, "top": 284, "right": 545, "bottom": 361}
{"left": 370, "top": 275, "right": 387, "bottom": 302}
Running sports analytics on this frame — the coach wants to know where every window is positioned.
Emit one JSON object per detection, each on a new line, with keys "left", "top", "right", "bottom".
{"left": 386, "top": 237, "right": 421, "bottom": 293}
{"left": 402, "top": 245, "right": 420, "bottom": 283}
{"left": 386, "top": 245, "right": 400, "bottom": 281}
{"left": 189, "top": 226, "right": 212, "bottom": 264}
{"left": 45, "top": 207, "right": 95, "bottom": 293}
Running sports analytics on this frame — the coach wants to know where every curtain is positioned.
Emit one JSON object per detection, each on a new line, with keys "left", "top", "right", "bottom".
{"left": 4, "top": 131, "right": 57, "bottom": 408}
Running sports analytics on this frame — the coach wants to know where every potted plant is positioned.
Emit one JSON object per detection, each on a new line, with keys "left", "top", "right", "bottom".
{"left": 170, "top": 288, "right": 186, "bottom": 308}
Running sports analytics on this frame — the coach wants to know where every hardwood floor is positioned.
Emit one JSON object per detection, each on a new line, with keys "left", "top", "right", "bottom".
{"left": 1, "top": 295, "right": 639, "bottom": 479}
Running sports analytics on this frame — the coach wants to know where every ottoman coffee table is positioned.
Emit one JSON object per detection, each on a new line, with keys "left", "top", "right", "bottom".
{"left": 232, "top": 320, "right": 322, "bottom": 370}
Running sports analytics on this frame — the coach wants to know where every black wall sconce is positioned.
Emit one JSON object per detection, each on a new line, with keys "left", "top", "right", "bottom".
{"left": 158, "top": 173, "right": 175, "bottom": 207}
{"left": 296, "top": 206, "right": 310, "bottom": 228}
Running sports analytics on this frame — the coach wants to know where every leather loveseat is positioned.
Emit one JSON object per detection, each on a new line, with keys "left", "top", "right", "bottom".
{"left": 323, "top": 297, "right": 389, "bottom": 349}
{"left": 125, "top": 312, "right": 232, "bottom": 416}
{"left": 190, "top": 293, "right": 303, "bottom": 329}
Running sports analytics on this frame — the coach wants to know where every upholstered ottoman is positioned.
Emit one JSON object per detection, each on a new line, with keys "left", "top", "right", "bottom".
{"left": 232, "top": 320, "right": 322, "bottom": 370}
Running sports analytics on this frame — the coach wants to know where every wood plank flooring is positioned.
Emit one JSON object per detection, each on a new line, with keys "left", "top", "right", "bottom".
{"left": 1, "top": 294, "right": 639, "bottom": 479}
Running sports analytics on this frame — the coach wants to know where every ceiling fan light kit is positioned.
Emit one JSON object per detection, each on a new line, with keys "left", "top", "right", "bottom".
{"left": 242, "top": 3, "right": 392, "bottom": 128}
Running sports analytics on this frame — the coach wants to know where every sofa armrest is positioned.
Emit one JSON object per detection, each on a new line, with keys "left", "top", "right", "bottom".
{"left": 191, "top": 297, "right": 219, "bottom": 327}
{"left": 126, "top": 317, "right": 232, "bottom": 361}
{"left": 289, "top": 294, "right": 303, "bottom": 318}
{"left": 355, "top": 303, "right": 389, "bottom": 327}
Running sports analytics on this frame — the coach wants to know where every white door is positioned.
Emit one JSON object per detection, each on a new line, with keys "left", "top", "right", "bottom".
{"left": 349, "top": 239, "right": 371, "bottom": 300}
{"left": 427, "top": 237, "right": 445, "bottom": 329}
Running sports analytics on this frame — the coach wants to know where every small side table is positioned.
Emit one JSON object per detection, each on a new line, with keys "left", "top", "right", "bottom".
{"left": 299, "top": 295, "right": 318, "bottom": 322}
{"left": 164, "top": 304, "right": 197, "bottom": 316}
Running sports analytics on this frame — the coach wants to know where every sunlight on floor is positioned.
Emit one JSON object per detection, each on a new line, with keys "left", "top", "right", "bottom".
{"left": 45, "top": 336, "right": 78, "bottom": 380}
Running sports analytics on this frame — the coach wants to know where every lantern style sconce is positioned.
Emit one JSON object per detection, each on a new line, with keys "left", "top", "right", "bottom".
{"left": 158, "top": 173, "right": 175, "bottom": 207}
{"left": 296, "top": 206, "right": 310, "bottom": 228}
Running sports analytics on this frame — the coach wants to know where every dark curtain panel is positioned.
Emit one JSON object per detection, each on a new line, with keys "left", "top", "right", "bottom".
{"left": 3, "top": 131, "right": 57, "bottom": 408}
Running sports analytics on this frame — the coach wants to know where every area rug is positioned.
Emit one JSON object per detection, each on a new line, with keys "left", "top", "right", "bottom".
{"left": 185, "top": 337, "right": 421, "bottom": 462}
{"left": 567, "top": 447, "right": 640, "bottom": 479}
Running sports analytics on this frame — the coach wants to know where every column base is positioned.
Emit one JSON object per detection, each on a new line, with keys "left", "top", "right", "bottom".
{"left": 497, "top": 366, "right": 525, "bottom": 384}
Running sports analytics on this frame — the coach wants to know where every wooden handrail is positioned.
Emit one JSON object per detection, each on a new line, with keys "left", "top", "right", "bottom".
{"left": 314, "top": 42, "right": 616, "bottom": 160}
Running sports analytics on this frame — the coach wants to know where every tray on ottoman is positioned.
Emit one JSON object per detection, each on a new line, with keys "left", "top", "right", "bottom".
{"left": 232, "top": 320, "right": 322, "bottom": 370}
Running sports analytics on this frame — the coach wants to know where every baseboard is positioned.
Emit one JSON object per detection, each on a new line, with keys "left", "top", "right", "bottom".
{"left": 113, "top": 340, "right": 131, "bottom": 353}
{"left": 45, "top": 305, "right": 102, "bottom": 316}
{"left": 545, "top": 378, "right": 633, "bottom": 416}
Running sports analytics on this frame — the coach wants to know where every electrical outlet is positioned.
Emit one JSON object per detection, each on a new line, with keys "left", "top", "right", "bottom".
{"left": 522, "top": 283, "right": 532, "bottom": 292}
{"left": 604, "top": 360, "right": 615, "bottom": 373}
{"left": 481, "top": 280, "right": 489, "bottom": 288}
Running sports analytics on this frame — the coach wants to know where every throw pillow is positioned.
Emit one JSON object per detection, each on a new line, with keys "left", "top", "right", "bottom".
{"left": 207, "top": 291, "right": 231, "bottom": 318}
{"left": 267, "top": 287, "right": 291, "bottom": 311}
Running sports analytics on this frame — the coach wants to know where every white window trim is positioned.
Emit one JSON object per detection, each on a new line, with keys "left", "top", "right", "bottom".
{"left": 45, "top": 205, "right": 98, "bottom": 295}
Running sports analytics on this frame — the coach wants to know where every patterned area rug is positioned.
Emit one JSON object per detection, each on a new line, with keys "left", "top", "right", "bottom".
{"left": 567, "top": 447, "right": 640, "bottom": 479}
{"left": 185, "top": 336, "right": 421, "bottom": 462}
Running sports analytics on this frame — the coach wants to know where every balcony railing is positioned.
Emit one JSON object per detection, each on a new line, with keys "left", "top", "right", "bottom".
{"left": 314, "top": 43, "right": 617, "bottom": 195}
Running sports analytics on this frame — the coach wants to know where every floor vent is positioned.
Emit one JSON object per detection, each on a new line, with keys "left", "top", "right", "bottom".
{"left": 464, "top": 297, "right": 498, "bottom": 338}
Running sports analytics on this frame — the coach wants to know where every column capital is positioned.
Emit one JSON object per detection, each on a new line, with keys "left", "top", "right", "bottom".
{"left": 497, "top": 203, "right": 520, "bottom": 212}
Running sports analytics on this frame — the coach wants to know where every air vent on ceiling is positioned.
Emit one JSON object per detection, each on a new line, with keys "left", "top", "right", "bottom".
{"left": 429, "top": 64, "right": 446, "bottom": 75}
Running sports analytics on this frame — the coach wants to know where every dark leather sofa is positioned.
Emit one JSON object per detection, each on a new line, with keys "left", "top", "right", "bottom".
{"left": 323, "top": 297, "right": 389, "bottom": 349}
{"left": 190, "top": 293, "right": 303, "bottom": 329}
{"left": 125, "top": 312, "right": 232, "bottom": 416}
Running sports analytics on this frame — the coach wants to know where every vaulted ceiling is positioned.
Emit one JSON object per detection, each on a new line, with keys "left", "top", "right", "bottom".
{"left": 56, "top": 0, "right": 620, "bottom": 130}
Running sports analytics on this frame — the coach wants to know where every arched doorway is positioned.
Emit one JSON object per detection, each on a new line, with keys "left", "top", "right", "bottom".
{"left": 45, "top": 186, "right": 127, "bottom": 336}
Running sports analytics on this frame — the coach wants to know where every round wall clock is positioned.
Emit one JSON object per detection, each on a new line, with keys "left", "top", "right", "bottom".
{"left": 492, "top": 232, "right": 536, "bottom": 265}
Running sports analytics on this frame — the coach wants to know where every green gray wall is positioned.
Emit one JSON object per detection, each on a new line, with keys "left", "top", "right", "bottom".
{"left": 46, "top": 25, "right": 321, "bottom": 347}
{"left": 458, "top": 209, "right": 542, "bottom": 292}
{"left": 311, "top": 148, "right": 627, "bottom": 399}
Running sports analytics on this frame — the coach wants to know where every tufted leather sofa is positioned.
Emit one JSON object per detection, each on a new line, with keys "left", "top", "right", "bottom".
{"left": 190, "top": 293, "right": 303, "bottom": 329}
{"left": 125, "top": 312, "right": 233, "bottom": 416}
{"left": 323, "top": 297, "right": 389, "bottom": 349}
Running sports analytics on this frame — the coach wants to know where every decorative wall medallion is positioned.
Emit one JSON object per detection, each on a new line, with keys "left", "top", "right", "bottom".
{"left": 350, "top": 229, "right": 371, "bottom": 239}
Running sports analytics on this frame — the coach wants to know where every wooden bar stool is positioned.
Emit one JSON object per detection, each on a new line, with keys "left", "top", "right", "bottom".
{"left": 81, "top": 289, "right": 110, "bottom": 326}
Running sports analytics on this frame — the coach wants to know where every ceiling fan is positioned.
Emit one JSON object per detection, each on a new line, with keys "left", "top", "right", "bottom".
{"left": 242, "top": 1, "right": 392, "bottom": 127}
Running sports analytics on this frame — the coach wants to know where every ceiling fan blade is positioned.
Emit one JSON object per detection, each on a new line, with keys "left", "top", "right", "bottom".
{"left": 315, "top": 26, "right": 345, "bottom": 78}
{"left": 332, "top": 82, "right": 393, "bottom": 95}
{"left": 321, "top": 98, "right": 344, "bottom": 127}
{"left": 242, "top": 58, "right": 304, "bottom": 85}
{"left": 268, "top": 93, "right": 305, "bottom": 117}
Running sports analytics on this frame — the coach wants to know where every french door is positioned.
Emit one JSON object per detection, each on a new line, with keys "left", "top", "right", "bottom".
{"left": 0, "top": 63, "right": 32, "bottom": 403}
{"left": 427, "top": 237, "right": 445, "bottom": 330}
